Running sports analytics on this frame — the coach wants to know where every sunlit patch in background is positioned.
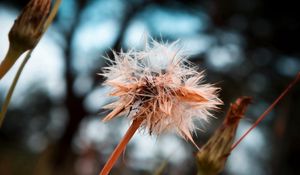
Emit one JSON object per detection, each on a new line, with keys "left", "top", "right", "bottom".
{"left": 227, "top": 121, "right": 269, "bottom": 175}
{"left": 142, "top": 7, "right": 206, "bottom": 36}
{"left": 73, "top": 20, "right": 119, "bottom": 73}
{"left": 276, "top": 57, "right": 300, "bottom": 77}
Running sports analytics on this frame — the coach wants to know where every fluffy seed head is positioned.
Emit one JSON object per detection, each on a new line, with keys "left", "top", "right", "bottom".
{"left": 101, "top": 40, "right": 222, "bottom": 145}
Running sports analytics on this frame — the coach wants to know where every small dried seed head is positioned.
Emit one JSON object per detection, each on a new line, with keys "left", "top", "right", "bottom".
{"left": 101, "top": 40, "right": 223, "bottom": 145}
{"left": 196, "top": 97, "right": 252, "bottom": 174}
{"left": 8, "top": 0, "right": 51, "bottom": 52}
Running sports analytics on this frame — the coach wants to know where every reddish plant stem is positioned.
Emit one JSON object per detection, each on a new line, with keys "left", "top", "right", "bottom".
{"left": 99, "top": 119, "right": 143, "bottom": 175}
{"left": 231, "top": 73, "right": 300, "bottom": 151}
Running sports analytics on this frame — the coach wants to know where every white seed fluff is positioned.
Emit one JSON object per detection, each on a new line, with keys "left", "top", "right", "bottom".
{"left": 100, "top": 40, "right": 222, "bottom": 146}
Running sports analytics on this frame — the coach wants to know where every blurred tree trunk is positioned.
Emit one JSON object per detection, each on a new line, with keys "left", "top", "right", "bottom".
{"left": 32, "top": 1, "right": 88, "bottom": 175}
{"left": 52, "top": 1, "right": 88, "bottom": 174}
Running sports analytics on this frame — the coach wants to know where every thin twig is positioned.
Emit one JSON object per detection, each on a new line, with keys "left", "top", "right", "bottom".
{"left": 231, "top": 72, "right": 300, "bottom": 150}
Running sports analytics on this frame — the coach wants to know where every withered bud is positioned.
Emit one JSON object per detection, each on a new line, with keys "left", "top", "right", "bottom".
{"left": 8, "top": 0, "right": 51, "bottom": 52}
{"left": 196, "top": 97, "right": 252, "bottom": 175}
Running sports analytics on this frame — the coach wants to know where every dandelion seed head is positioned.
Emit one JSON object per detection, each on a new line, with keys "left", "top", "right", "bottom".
{"left": 100, "top": 39, "right": 222, "bottom": 144}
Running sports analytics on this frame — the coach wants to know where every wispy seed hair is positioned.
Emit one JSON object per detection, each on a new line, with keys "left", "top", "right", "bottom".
{"left": 100, "top": 39, "right": 222, "bottom": 146}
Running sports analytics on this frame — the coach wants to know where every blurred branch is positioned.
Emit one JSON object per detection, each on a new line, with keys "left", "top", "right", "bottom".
{"left": 91, "top": 0, "right": 152, "bottom": 88}
{"left": 111, "top": 0, "right": 151, "bottom": 52}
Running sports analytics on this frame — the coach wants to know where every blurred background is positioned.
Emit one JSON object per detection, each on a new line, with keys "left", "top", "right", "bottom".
{"left": 0, "top": 0, "right": 299, "bottom": 175}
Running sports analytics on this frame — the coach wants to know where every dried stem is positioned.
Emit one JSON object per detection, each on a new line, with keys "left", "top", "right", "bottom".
{"left": 0, "top": 50, "right": 32, "bottom": 126}
{"left": 0, "top": 44, "right": 23, "bottom": 79}
{"left": 231, "top": 72, "right": 300, "bottom": 151}
{"left": 99, "top": 118, "right": 143, "bottom": 175}
{"left": 43, "top": 0, "right": 61, "bottom": 31}
{"left": 0, "top": 0, "right": 62, "bottom": 127}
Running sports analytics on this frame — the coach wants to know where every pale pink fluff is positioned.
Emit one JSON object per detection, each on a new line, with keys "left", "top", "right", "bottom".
{"left": 100, "top": 40, "right": 222, "bottom": 147}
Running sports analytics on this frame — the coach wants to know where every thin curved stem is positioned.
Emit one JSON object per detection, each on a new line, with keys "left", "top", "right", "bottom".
{"left": 231, "top": 72, "right": 300, "bottom": 151}
{"left": 44, "top": 0, "right": 62, "bottom": 31}
{"left": 0, "top": 50, "right": 32, "bottom": 126}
